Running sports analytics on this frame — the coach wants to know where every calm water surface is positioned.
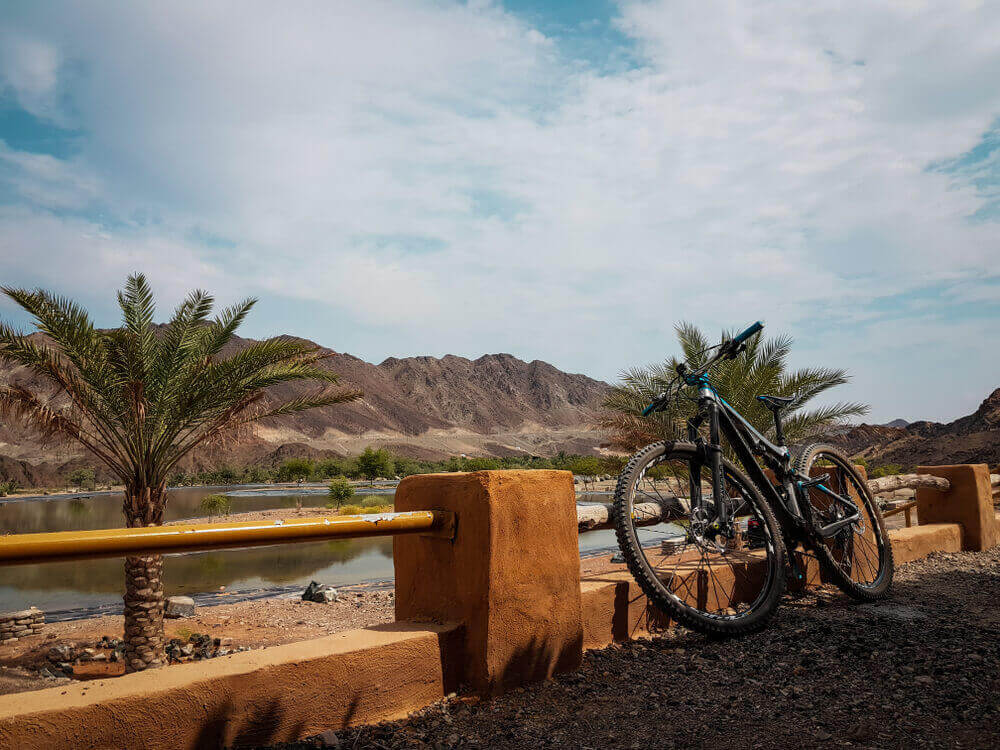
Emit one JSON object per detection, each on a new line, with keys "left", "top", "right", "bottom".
{"left": 0, "top": 487, "right": 621, "bottom": 613}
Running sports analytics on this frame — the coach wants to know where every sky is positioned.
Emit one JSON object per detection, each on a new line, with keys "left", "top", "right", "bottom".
{"left": 0, "top": 0, "right": 998, "bottom": 424}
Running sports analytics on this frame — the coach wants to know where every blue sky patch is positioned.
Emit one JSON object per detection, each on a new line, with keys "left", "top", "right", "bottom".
{"left": 0, "top": 98, "right": 81, "bottom": 159}
{"left": 502, "top": 0, "right": 642, "bottom": 73}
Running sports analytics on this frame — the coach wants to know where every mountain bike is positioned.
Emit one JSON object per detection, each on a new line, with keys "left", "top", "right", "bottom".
{"left": 612, "top": 321, "right": 893, "bottom": 635}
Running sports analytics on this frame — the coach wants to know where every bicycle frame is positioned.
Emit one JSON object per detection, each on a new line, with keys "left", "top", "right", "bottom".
{"left": 684, "top": 375, "right": 862, "bottom": 543}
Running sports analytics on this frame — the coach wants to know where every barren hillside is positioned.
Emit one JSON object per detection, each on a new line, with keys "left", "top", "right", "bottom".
{"left": 0, "top": 331, "right": 611, "bottom": 484}
{"left": 830, "top": 388, "right": 1000, "bottom": 468}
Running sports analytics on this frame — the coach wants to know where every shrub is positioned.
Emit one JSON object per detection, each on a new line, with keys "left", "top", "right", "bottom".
{"left": 199, "top": 494, "right": 231, "bottom": 518}
{"left": 69, "top": 467, "right": 96, "bottom": 491}
{"left": 338, "top": 504, "right": 363, "bottom": 515}
{"left": 868, "top": 463, "right": 906, "bottom": 478}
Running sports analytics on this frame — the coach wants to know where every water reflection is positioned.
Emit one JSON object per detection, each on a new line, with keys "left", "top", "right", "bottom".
{"left": 0, "top": 488, "right": 618, "bottom": 613}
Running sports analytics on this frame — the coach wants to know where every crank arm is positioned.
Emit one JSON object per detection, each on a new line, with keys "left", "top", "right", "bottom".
{"left": 816, "top": 513, "right": 862, "bottom": 538}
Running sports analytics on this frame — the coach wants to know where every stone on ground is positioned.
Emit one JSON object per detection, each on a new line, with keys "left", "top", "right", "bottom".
{"left": 164, "top": 596, "right": 195, "bottom": 618}
{"left": 302, "top": 581, "right": 339, "bottom": 603}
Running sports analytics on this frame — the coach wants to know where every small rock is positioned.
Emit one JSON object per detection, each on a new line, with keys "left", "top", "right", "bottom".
{"left": 316, "top": 729, "right": 340, "bottom": 747}
{"left": 302, "top": 581, "right": 339, "bottom": 603}
{"left": 165, "top": 596, "right": 196, "bottom": 619}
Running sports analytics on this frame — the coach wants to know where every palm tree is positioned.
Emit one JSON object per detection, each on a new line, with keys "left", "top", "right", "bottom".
{"left": 601, "top": 322, "right": 868, "bottom": 452}
{"left": 0, "top": 274, "right": 361, "bottom": 671}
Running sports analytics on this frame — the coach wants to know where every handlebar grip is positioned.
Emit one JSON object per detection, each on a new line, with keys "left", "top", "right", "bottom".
{"left": 642, "top": 392, "right": 668, "bottom": 416}
{"left": 732, "top": 321, "right": 764, "bottom": 347}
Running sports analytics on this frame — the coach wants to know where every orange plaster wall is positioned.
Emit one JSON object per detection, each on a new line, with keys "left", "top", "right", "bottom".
{"left": 394, "top": 470, "right": 584, "bottom": 695}
{"left": 0, "top": 622, "right": 458, "bottom": 750}
{"left": 916, "top": 464, "right": 997, "bottom": 551}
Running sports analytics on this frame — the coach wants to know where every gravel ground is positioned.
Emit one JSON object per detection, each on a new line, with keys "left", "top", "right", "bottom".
{"left": 267, "top": 547, "right": 1000, "bottom": 750}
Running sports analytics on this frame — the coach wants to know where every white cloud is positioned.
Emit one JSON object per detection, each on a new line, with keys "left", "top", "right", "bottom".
{"left": 0, "top": 0, "right": 998, "bottom": 422}
{"left": 0, "top": 33, "right": 61, "bottom": 119}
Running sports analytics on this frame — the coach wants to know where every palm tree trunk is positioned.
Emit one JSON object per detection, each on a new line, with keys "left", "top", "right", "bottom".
{"left": 123, "top": 554, "right": 166, "bottom": 671}
{"left": 122, "top": 484, "right": 168, "bottom": 672}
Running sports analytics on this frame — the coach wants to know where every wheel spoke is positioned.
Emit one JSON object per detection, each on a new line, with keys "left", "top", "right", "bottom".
{"left": 614, "top": 447, "right": 781, "bottom": 631}
{"left": 800, "top": 449, "right": 890, "bottom": 592}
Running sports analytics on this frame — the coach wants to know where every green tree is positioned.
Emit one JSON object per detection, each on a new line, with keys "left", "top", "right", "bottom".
{"left": 199, "top": 493, "right": 231, "bottom": 519}
{"left": 276, "top": 458, "right": 314, "bottom": 483}
{"left": 0, "top": 273, "right": 361, "bottom": 671}
{"left": 68, "top": 467, "right": 96, "bottom": 491}
{"left": 602, "top": 322, "right": 868, "bottom": 453}
{"left": 326, "top": 475, "right": 354, "bottom": 508}
{"left": 214, "top": 465, "right": 239, "bottom": 485}
{"left": 356, "top": 446, "right": 394, "bottom": 485}
{"left": 242, "top": 465, "right": 271, "bottom": 484}
{"left": 315, "top": 457, "right": 355, "bottom": 479}
{"left": 599, "top": 455, "right": 628, "bottom": 477}
{"left": 392, "top": 456, "right": 421, "bottom": 477}
{"left": 569, "top": 456, "right": 603, "bottom": 492}
{"left": 569, "top": 456, "right": 602, "bottom": 477}
{"left": 462, "top": 456, "right": 501, "bottom": 472}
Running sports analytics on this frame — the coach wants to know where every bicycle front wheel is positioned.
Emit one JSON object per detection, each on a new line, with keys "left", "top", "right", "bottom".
{"left": 612, "top": 441, "right": 786, "bottom": 636}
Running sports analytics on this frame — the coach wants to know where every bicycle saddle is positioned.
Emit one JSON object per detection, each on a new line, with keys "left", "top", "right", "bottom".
{"left": 757, "top": 394, "right": 794, "bottom": 410}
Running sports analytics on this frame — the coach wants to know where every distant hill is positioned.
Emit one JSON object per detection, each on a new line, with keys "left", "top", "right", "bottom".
{"left": 0, "top": 331, "right": 611, "bottom": 486}
{"left": 883, "top": 419, "right": 910, "bottom": 428}
{"left": 830, "top": 388, "right": 1000, "bottom": 469}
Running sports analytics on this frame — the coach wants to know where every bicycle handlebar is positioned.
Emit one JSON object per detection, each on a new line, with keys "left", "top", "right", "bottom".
{"left": 731, "top": 320, "right": 764, "bottom": 348}
{"left": 642, "top": 321, "right": 764, "bottom": 416}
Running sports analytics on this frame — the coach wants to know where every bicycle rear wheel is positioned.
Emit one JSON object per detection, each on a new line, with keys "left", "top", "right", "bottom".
{"left": 612, "top": 441, "right": 786, "bottom": 636}
{"left": 795, "top": 444, "right": 893, "bottom": 600}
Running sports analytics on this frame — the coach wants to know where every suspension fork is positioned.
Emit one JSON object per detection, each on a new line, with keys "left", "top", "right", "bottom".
{"left": 702, "top": 395, "right": 730, "bottom": 526}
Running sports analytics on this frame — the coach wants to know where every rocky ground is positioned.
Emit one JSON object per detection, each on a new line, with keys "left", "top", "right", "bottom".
{"left": 0, "top": 585, "right": 395, "bottom": 695}
{"left": 266, "top": 547, "right": 1000, "bottom": 750}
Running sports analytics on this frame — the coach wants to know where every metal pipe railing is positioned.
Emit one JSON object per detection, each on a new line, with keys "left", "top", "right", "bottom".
{"left": 0, "top": 510, "right": 455, "bottom": 566}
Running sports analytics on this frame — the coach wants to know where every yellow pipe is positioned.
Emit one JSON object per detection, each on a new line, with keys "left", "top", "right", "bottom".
{"left": 0, "top": 510, "right": 455, "bottom": 566}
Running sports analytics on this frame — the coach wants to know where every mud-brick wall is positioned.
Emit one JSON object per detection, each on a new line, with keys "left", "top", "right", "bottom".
{"left": 0, "top": 607, "right": 44, "bottom": 644}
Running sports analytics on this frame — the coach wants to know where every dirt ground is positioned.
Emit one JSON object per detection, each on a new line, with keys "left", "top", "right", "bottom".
{"left": 265, "top": 547, "right": 1000, "bottom": 750}
{"left": 0, "top": 585, "right": 395, "bottom": 695}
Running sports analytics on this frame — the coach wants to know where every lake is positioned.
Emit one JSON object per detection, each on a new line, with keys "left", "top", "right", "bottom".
{"left": 0, "top": 485, "right": 624, "bottom": 616}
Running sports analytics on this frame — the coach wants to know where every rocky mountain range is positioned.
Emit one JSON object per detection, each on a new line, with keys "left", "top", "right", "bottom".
{"left": 829, "top": 388, "right": 1000, "bottom": 470}
{"left": 0, "top": 332, "right": 612, "bottom": 487}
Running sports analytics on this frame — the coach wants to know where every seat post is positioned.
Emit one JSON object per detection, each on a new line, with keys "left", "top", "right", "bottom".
{"left": 772, "top": 410, "right": 785, "bottom": 446}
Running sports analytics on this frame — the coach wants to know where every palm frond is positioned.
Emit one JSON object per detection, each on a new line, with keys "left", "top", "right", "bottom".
{"left": 601, "top": 322, "right": 869, "bottom": 452}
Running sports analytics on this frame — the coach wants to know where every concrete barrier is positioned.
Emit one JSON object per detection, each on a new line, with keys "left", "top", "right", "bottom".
{"left": 394, "top": 470, "right": 583, "bottom": 696}
{"left": 916, "top": 464, "right": 997, "bottom": 551}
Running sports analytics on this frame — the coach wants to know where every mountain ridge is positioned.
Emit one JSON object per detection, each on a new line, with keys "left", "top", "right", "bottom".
{"left": 0, "top": 331, "right": 612, "bottom": 485}
{"left": 830, "top": 388, "right": 1000, "bottom": 468}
